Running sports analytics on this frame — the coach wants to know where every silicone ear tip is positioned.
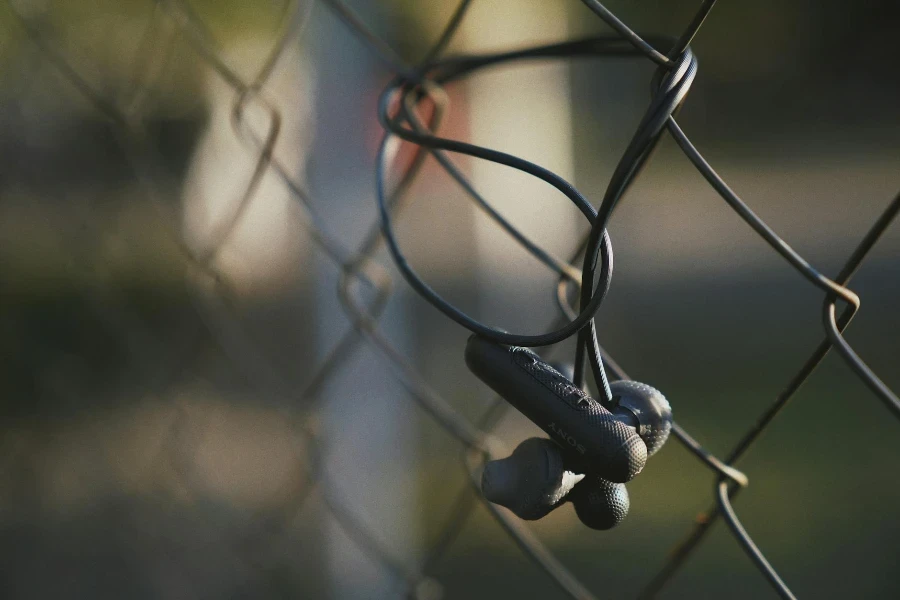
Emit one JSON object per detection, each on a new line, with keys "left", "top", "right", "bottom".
{"left": 481, "top": 459, "right": 516, "bottom": 507}
{"left": 481, "top": 438, "right": 575, "bottom": 520}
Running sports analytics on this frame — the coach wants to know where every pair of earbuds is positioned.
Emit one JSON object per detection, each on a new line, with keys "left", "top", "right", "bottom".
{"left": 465, "top": 335, "right": 672, "bottom": 530}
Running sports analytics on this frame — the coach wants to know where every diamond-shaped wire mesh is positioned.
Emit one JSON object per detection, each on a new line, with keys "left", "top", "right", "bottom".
{"left": 1, "top": 1, "right": 898, "bottom": 598}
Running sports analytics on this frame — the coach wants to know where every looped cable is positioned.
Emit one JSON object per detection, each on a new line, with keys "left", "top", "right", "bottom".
{"left": 376, "top": 69, "right": 615, "bottom": 349}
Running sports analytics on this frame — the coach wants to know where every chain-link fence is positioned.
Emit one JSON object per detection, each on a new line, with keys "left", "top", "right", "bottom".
{"left": 2, "top": 0, "right": 898, "bottom": 598}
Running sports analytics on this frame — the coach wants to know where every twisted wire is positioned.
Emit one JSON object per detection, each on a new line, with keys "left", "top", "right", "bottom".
{"left": 6, "top": 0, "right": 898, "bottom": 598}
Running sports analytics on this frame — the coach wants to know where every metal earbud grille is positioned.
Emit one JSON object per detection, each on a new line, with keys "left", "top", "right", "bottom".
{"left": 3, "top": 0, "right": 898, "bottom": 599}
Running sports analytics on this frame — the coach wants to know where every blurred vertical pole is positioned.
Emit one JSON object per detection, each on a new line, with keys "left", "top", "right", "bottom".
{"left": 464, "top": 0, "right": 578, "bottom": 330}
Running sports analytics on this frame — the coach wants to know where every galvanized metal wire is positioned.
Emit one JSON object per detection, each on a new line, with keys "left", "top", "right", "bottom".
{"left": 4, "top": 0, "right": 898, "bottom": 598}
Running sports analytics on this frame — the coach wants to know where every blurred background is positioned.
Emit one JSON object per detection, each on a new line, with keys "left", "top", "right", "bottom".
{"left": 1, "top": 0, "right": 898, "bottom": 598}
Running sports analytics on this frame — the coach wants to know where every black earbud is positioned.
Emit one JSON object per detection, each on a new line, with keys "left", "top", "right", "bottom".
{"left": 568, "top": 472, "right": 630, "bottom": 531}
{"left": 482, "top": 437, "right": 630, "bottom": 530}
{"left": 467, "top": 334, "right": 672, "bottom": 530}
{"left": 606, "top": 380, "right": 672, "bottom": 457}
{"left": 481, "top": 437, "right": 583, "bottom": 520}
